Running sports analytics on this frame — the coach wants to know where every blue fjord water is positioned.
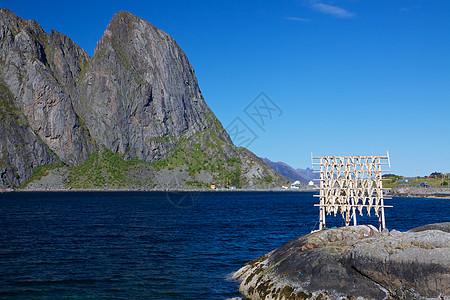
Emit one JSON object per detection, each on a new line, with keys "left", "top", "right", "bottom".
{"left": 0, "top": 191, "right": 449, "bottom": 299}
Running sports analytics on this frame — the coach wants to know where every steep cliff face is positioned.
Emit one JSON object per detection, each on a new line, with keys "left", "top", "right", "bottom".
{"left": 0, "top": 8, "right": 92, "bottom": 166}
{"left": 76, "top": 11, "right": 234, "bottom": 162}
{"left": 0, "top": 77, "right": 57, "bottom": 188}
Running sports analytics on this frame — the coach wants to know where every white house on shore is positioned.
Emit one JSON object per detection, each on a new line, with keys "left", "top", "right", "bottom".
{"left": 291, "top": 180, "right": 301, "bottom": 189}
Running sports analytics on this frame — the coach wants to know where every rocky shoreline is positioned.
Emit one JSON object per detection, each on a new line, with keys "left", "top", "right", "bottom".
{"left": 233, "top": 223, "right": 450, "bottom": 300}
{"left": 386, "top": 185, "right": 450, "bottom": 199}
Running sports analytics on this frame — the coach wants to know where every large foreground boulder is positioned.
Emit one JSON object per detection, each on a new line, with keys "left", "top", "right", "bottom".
{"left": 233, "top": 223, "right": 450, "bottom": 299}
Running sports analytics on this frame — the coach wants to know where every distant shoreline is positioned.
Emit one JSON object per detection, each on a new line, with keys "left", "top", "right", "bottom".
{"left": 3, "top": 186, "right": 449, "bottom": 199}
{"left": 386, "top": 185, "right": 450, "bottom": 199}
{"left": 2, "top": 188, "right": 319, "bottom": 193}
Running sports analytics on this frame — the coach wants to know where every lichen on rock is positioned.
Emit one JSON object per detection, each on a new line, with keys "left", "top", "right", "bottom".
{"left": 233, "top": 223, "right": 450, "bottom": 299}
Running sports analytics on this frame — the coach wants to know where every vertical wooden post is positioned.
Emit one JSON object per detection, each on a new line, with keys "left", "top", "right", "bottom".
{"left": 320, "top": 203, "right": 325, "bottom": 230}
{"left": 380, "top": 196, "right": 385, "bottom": 230}
{"left": 319, "top": 157, "right": 324, "bottom": 230}
{"left": 379, "top": 158, "right": 386, "bottom": 231}
{"left": 350, "top": 179, "right": 357, "bottom": 226}
{"left": 319, "top": 207, "right": 322, "bottom": 229}
{"left": 351, "top": 196, "right": 357, "bottom": 226}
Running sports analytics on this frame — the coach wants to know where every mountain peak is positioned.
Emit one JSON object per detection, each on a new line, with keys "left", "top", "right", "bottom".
{"left": 107, "top": 10, "right": 167, "bottom": 36}
{"left": 108, "top": 11, "right": 142, "bottom": 28}
{"left": 113, "top": 10, "right": 135, "bottom": 18}
{"left": 0, "top": 8, "right": 16, "bottom": 18}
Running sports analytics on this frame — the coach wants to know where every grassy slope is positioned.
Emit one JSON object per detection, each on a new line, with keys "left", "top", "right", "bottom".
{"left": 65, "top": 144, "right": 242, "bottom": 189}
{"left": 383, "top": 175, "right": 449, "bottom": 188}
{"left": 67, "top": 147, "right": 143, "bottom": 189}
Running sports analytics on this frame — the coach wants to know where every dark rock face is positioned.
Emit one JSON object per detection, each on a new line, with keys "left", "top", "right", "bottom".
{"left": 0, "top": 8, "right": 92, "bottom": 167}
{"left": 234, "top": 224, "right": 450, "bottom": 299}
{"left": 0, "top": 77, "right": 57, "bottom": 188}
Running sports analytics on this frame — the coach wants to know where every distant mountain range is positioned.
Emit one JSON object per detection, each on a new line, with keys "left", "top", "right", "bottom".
{"left": 260, "top": 158, "right": 318, "bottom": 184}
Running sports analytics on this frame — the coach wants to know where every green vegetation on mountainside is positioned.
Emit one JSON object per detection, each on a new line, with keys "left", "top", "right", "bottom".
{"left": 0, "top": 81, "right": 26, "bottom": 126}
{"left": 383, "top": 174, "right": 449, "bottom": 188}
{"left": 153, "top": 145, "right": 242, "bottom": 188}
{"left": 66, "top": 140, "right": 242, "bottom": 189}
{"left": 67, "top": 147, "right": 143, "bottom": 188}
{"left": 150, "top": 124, "right": 243, "bottom": 188}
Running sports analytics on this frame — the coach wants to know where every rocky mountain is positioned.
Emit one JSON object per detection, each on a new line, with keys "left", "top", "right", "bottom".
{"left": 261, "top": 157, "right": 318, "bottom": 184}
{"left": 0, "top": 9, "right": 286, "bottom": 189}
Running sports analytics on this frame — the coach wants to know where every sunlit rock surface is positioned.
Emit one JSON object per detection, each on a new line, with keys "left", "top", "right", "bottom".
{"left": 234, "top": 223, "right": 450, "bottom": 299}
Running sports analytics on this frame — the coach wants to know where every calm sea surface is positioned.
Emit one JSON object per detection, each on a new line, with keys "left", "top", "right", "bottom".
{"left": 0, "top": 191, "right": 449, "bottom": 299}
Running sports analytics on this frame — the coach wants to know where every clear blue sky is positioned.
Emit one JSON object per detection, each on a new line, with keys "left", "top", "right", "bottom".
{"left": 3, "top": 0, "right": 450, "bottom": 176}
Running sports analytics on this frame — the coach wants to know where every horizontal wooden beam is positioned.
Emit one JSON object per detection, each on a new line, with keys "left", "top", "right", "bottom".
{"left": 313, "top": 204, "right": 393, "bottom": 208}
{"left": 313, "top": 194, "right": 392, "bottom": 197}
{"left": 313, "top": 170, "right": 390, "bottom": 172}
{"left": 312, "top": 156, "right": 389, "bottom": 159}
